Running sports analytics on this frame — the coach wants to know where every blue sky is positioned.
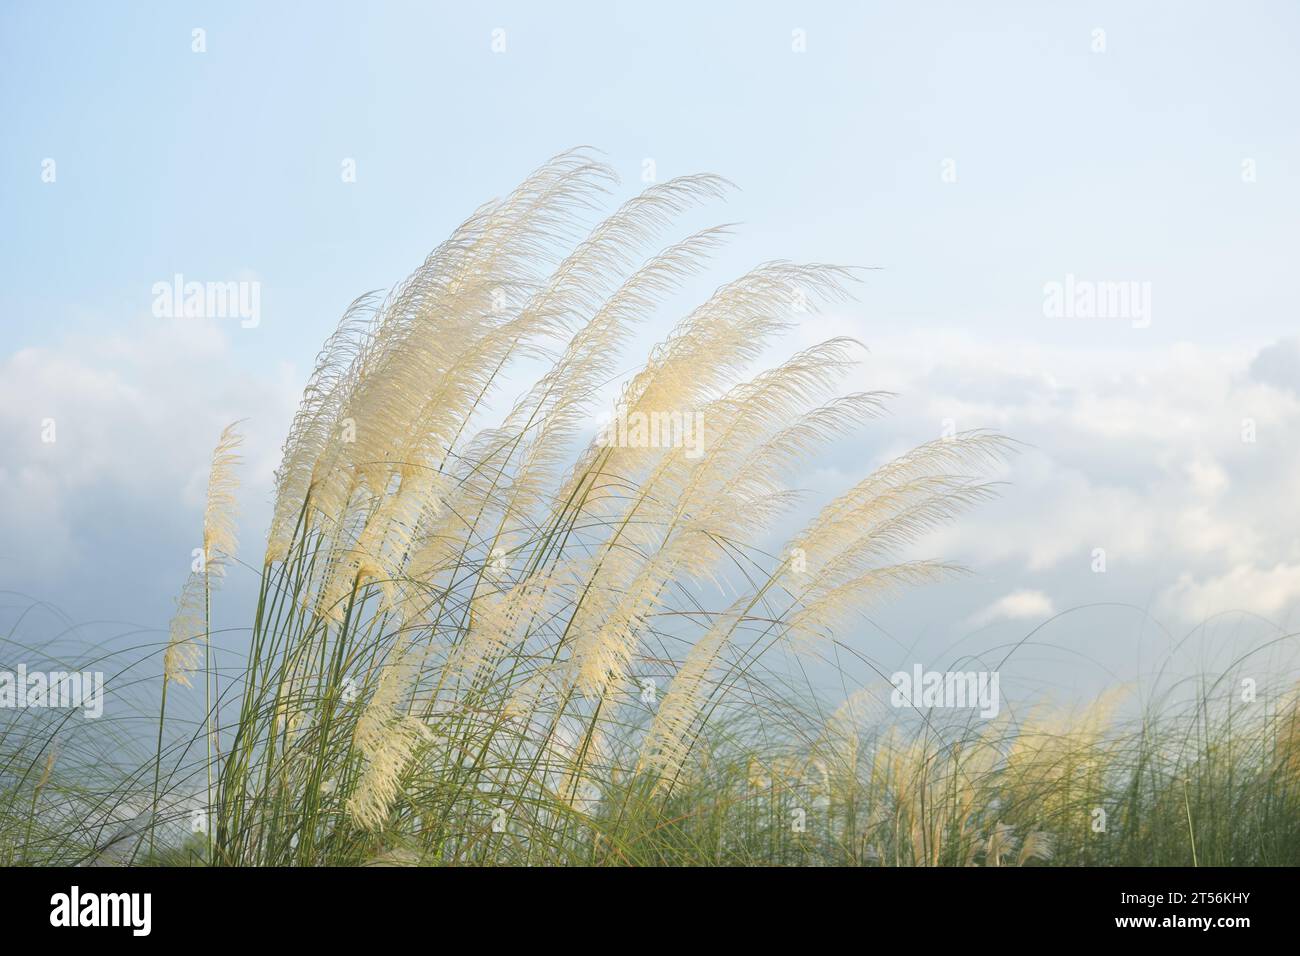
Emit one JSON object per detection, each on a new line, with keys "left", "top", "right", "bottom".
{"left": 3, "top": 1, "right": 1299, "bottom": 702}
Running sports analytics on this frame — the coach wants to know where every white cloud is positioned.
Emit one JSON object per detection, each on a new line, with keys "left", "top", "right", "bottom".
{"left": 789, "top": 320, "right": 1300, "bottom": 628}
{"left": 6, "top": 310, "right": 1300, "bottom": 641}
{"left": 1159, "top": 563, "right": 1300, "bottom": 623}
{"left": 970, "top": 589, "right": 1055, "bottom": 627}
{"left": 0, "top": 316, "right": 297, "bottom": 617}
{"left": 1249, "top": 337, "right": 1300, "bottom": 394}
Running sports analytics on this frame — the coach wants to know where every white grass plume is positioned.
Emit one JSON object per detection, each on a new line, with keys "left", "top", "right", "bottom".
{"left": 216, "top": 151, "right": 1011, "bottom": 852}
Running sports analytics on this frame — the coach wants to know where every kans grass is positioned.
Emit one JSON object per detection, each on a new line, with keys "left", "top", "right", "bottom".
{"left": 3, "top": 150, "right": 1298, "bottom": 867}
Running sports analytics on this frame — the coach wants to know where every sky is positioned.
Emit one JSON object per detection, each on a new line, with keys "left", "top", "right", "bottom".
{"left": 3, "top": 1, "right": 1299, "bottom": 705}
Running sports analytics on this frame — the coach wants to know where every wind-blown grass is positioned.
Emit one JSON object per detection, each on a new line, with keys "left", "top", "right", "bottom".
{"left": 2, "top": 149, "right": 1296, "bottom": 867}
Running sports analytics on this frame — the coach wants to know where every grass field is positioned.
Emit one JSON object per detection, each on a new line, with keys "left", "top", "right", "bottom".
{"left": 3, "top": 151, "right": 1297, "bottom": 867}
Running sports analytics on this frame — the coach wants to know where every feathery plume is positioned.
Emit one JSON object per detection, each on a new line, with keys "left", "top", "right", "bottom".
{"left": 203, "top": 421, "right": 244, "bottom": 575}
{"left": 163, "top": 572, "right": 205, "bottom": 688}
{"left": 347, "top": 640, "right": 432, "bottom": 831}
{"left": 163, "top": 422, "right": 243, "bottom": 687}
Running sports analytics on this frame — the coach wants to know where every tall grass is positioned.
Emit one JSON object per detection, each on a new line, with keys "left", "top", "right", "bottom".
{"left": 2, "top": 150, "right": 1296, "bottom": 866}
